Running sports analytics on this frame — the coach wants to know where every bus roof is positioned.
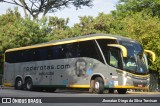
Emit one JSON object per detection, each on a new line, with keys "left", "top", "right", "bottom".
{"left": 5, "top": 34, "right": 134, "bottom": 52}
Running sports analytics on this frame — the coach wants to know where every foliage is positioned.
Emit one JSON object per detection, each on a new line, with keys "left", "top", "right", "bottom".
{"left": 110, "top": 0, "right": 160, "bottom": 90}
{"left": 0, "top": 8, "right": 48, "bottom": 73}
{"left": 112, "top": 0, "right": 160, "bottom": 72}
{"left": 114, "top": 0, "right": 160, "bottom": 18}
{"left": 47, "top": 16, "right": 71, "bottom": 40}
{"left": 45, "top": 13, "right": 116, "bottom": 40}
{"left": 0, "top": 0, "right": 93, "bottom": 19}
{"left": 115, "top": 12, "right": 160, "bottom": 72}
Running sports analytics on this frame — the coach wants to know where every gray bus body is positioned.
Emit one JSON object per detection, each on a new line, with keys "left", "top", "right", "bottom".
{"left": 3, "top": 34, "right": 150, "bottom": 94}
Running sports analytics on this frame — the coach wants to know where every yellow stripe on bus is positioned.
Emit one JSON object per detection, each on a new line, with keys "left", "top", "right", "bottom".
{"left": 69, "top": 85, "right": 90, "bottom": 88}
{"left": 5, "top": 36, "right": 117, "bottom": 52}
{"left": 114, "top": 86, "right": 148, "bottom": 90}
{"left": 3, "top": 83, "right": 12, "bottom": 87}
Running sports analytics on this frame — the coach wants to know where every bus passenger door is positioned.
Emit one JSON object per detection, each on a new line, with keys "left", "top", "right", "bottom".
{"left": 106, "top": 44, "right": 127, "bottom": 87}
{"left": 108, "top": 48, "right": 123, "bottom": 70}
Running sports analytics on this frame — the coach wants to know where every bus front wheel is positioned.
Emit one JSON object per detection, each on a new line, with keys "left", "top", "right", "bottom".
{"left": 92, "top": 77, "right": 104, "bottom": 94}
{"left": 15, "top": 78, "right": 23, "bottom": 90}
{"left": 25, "top": 78, "right": 33, "bottom": 91}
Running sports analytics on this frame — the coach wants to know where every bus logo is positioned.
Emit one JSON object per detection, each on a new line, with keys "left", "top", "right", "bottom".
{"left": 2, "top": 98, "right": 11, "bottom": 103}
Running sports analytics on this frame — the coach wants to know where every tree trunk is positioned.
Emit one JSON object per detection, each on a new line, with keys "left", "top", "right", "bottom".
{"left": 158, "top": 72, "right": 160, "bottom": 91}
{"left": 32, "top": 14, "right": 38, "bottom": 20}
{"left": 19, "top": 0, "right": 28, "bottom": 18}
{"left": 149, "top": 71, "right": 159, "bottom": 92}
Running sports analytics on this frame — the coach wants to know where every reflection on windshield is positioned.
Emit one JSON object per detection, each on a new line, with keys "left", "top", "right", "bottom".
{"left": 123, "top": 56, "right": 137, "bottom": 72}
{"left": 120, "top": 41, "right": 148, "bottom": 74}
{"left": 136, "top": 55, "right": 148, "bottom": 74}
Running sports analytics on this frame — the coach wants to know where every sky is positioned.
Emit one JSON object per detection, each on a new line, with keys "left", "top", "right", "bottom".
{"left": 0, "top": 0, "right": 118, "bottom": 26}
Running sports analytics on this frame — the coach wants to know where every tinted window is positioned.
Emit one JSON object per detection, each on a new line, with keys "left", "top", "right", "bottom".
{"left": 63, "top": 43, "right": 78, "bottom": 58}
{"left": 78, "top": 40, "right": 104, "bottom": 63}
{"left": 6, "top": 52, "right": 16, "bottom": 63}
{"left": 5, "top": 40, "right": 104, "bottom": 63}
{"left": 48, "top": 46, "right": 62, "bottom": 59}
{"left": 97, "top": 39, "right": 117, "bottom": 63}
{"left": 120, "top": 41, "right": 143, "bottom": 57}
{"left": 107, "top": 48, "right": 123, "bottom": 69}
{"left": 21, "top": 50, "right": 29, "bottom": 62}
{"left": 37, "top": 47, "right": 48, "bottom": 60}
{"left": 97, "top": 39, "right": 117, "bottom": 52}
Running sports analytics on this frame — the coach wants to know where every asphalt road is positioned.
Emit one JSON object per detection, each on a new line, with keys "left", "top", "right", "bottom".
{"left": 0, "top": 88, "right": 160, "bottom": 106}
{"left": 0, "top": 87, "right": 160, "bottom": 97}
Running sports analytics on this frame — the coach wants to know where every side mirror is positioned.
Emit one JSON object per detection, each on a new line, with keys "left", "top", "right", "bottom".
{"left": 108, "top": 44, "right": 127, "bottom": 57}
{"left": 144, "top": 50, "right": 156, "bottom": 62}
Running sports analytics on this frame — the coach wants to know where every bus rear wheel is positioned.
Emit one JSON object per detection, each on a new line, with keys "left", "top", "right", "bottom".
{"left": 25, "top": 78, "right": 33, "bottom": 91}
{"left": 117, "top": 89, "right": 127, "bottom": 94}
{"left": 45, "top": 88, "right": 57, "bottom": 92}
{"left": 15, "top": 78, "right": 23, "bottom": 90}
{"left": 91, "top": 77, "right": 104, "bottom": 94}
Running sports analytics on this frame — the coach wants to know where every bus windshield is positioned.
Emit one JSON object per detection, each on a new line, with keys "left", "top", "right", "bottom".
{"left": 120, "top": 41, "right": 148, "bottom": 74}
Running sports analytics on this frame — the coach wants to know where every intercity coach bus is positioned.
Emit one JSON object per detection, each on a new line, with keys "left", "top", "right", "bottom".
{"left": 3, "top": 34, "right": 155, "bottom": 94}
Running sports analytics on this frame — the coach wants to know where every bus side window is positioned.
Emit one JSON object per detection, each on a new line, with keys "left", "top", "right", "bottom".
{"left": 37, "top": 47, "right": 48, "bottom": 61}
{"left": 78, "top": 40, "right": 103, "bottom": 62}
{"left": 49, "top": 46, "right": 62, "bottom": 59}
{"left": 108, "top": 48, "right": 123, "bottom": 69}
{"left": 6, "top": 52, "right": 19, "bottom": 63}
{"left": 15, "top": 51, "right": 22, "bottom": 63}
{"left": 31, "top": 50, "right": 37, "bottom": 61}
{"left": 64, "top": 43, "right": 78, "bottom": 58}
{"left": 8, "top": 52, "right": 15, "bottom": 63}
{"left": 60, "top": 46, "right": 66, "bottom": 59}
{"left": 21, "top": 50, "right": 29, "bottom": 62}
{"left": 109, "top": 52, "right": 118, "bottom": 68}
{"left": 27, "top": 50, "right": 37, "bottom": 62}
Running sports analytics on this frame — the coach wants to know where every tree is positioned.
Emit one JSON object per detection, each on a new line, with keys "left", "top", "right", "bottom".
{"left": 71, "top": 13, "right": 115, "bottom": 35}
{"left": 112, "top": 0, "right": 160, "bottom": 72}
{"left": 49, "top": 16, "right": 69, "bottom": 30}
{"left": 111, "top": 0, "right": 160, "bottom": 91}
{"left": 0, "top": 0, "right": 93, "bottom": 19}
{"left": 113, "top": 0, "right": 160, "bottom": 18}
{"left": 47, "top": 16, "right": 71, "bottom": 40}
{"left": 74, "top": 15, "right": 95, "bottom": 35}
{"left": 94, "top": 13, "right": 114, "bottom": 33}
{"left": 0, "top": 8, "right": 49, "bottom": 74}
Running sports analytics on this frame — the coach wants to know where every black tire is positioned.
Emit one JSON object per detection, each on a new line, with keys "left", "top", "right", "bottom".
{"left": 15, "top": 78, "right": 23, "bottom": 90}
{"left": 117, "top": 89, "right": 127, "bottom": 94}
{"left": 109, "top": 88, "right": 114, "bottom": 93}
{"left": 35, "top": 87, "right": 44, "bottom": 92}
{"left": 45, "top": 88, "right": 57, "bottom": 92}
{"left": 25, "top": 78, "right": 33, "bottom": 91}
{"left": 92, "top": 77, "right": 104, "bottom": 94}
{"left": 89, "top": 80, "right": 95, "bottom": 93}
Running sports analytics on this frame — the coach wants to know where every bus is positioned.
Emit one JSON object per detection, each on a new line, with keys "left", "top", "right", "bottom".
{"left": 3, "top": 34, "right": 155, "bottom": 94}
